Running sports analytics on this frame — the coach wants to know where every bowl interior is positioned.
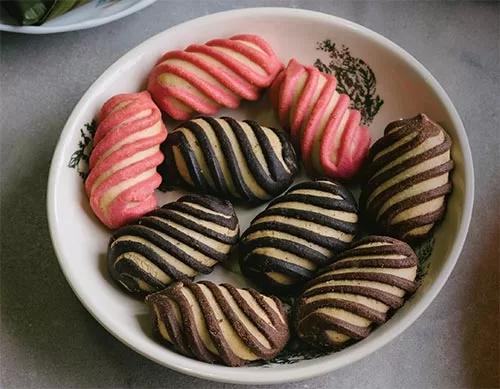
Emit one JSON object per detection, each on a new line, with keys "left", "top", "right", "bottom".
{"left": 47, "top": 8, "right": 472, "bottom": 384}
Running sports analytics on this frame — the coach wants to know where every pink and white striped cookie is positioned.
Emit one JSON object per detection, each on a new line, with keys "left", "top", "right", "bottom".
{"left": 270, "top": 59, "right": 371, "bottom": 180}
{"left": 147, "top": 34, "right": 283, "bottom": 120}
{"left": 85, "top": 91, "right": 168, "bottom": 229}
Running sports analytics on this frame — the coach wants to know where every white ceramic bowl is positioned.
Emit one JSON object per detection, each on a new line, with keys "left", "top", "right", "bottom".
{"left": 47, "top": 8, "right": 474, "bottom": 385}
{"left": 0, "top": 0, "right": 156, "bottom": 34}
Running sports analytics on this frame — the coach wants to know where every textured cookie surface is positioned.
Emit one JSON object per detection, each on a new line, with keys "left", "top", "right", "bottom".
{"left": 360, "top": 114, "right": 453, "bottom": 242}
{"left": 146, "top": 280, "right": 289, "bottom": 366}
{"left": 85, "top": 91, "right": 167, "bottom": 229}
{"left": 108, "top": 194, "right": 239, "bottom": 295}
{"left": 270, "top": 59, "right": 371, "bottom": 180}
{"left": 160, "top": 116, "right": 298, "bottom": 202}
{"left": 295, "top": 235, "right": 418, "bottom": 349}
{"left": 240, "top": 179, "right": 359, "bottom": 294}
{"left": 147, "top": 34, "right": 283, "bottom": 120}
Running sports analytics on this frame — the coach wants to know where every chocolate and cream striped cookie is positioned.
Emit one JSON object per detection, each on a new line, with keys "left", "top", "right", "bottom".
{"left": 294, "top": 235, "right": 418, "bottom": 349}
{"left": 360, "top": 114, "right": 454, "bottom": 242}
{"left": 108, "top": 194, "right": 239, "bottom": 295}
{"left": 240, "top": 179, "right": 359, "bottom": 294}
{"left": 146, "top": 280, "right": 290, "bottom": 366}
{"left": 159, "top": 116, "right": 298, "bottom": 203}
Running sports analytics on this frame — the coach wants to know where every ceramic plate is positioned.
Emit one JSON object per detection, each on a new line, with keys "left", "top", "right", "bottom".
{"left": 0, "top": 0, "right": 156, "bottom": 34}
{"left": 47, "top": 8, "right": 474, "bottom": 384}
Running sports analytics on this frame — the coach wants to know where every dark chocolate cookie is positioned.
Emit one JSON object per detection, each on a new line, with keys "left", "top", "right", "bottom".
{"left": 360, "top": 114, "right": 453, "bottom": 242}
{"left": 159, "top": 116, "right": 298, "bottom": 202}
{"left": 108, "top": 194, "right": 239, "bottom": 295}
{"left": 294, "top": 235, "right": 418, "bottom": 349}
{"left": 239, "top": 179, "right": 359, "bottom": 294}
{"left": 146, "top": 280, "right": 290, "bottom": 366}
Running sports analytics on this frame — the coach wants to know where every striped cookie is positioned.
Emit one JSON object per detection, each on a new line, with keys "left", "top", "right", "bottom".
{"left": 240, "top": 179, "right": 359, "bottom": 294}
{"left": 294, "top": 235, "right": 418, "bottom": 349}
{"left": 146, "top": 280, "right": 289, "bottom": 366}
{"left": 360, "top": 114, "right": 453, "bottom": 242}
{"left": 147, "top": 34, "right": 283, "bottom": 120}
{"left": 85, "top": 91, "right": 167, "bottom": 229}
{"left": 160, "top": 116, "right": 298, "bottom": 202}
{"left": 108, "top": 194, "right": 239, "bottom": 295}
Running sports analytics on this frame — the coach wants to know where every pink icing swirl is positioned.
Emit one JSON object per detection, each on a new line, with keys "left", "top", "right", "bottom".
{"left": 85, "top": 91, "right": 168, "bottom": 229}
{"left": 270, "top": 59, "right": 371, "bottom": 180}
{"left": 147, "top": 34, "right": 283, "bottom": 120}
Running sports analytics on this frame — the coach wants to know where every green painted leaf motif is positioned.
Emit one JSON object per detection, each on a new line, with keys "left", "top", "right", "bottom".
{"left": 315, "top": 39, "right": 384, "bottom": 125}
{"left": 68, "top": 120, "right": 97, "bottom": 180}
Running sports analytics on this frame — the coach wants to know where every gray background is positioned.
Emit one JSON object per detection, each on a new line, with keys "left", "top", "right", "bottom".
{"left": 1, "top": 1, "right": 499, "bottom": 388}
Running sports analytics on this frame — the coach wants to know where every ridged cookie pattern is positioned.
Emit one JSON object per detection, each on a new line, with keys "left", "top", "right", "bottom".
{"left": 360, "top": 114, "right": 453, "bottom": 242}
{"left": 240, "top": 179, "right": 359, "bottom": 294}
{"left": 108, "top": 194, "right": 239, "bottom": 295}
{"left": 270, "top": 59, "right": 371, "bottom": 180}
{"left": 147, "top": 34, "right": 283, "bottom": 120}
{"left": 160, "top": 116, "right": 298, "bottom": 202}
{"left": 295, "top": 235, "right": 418, "bottom": 348}
{"left": 146, "top": 280, "right": 290, "bottom": 366}
{"left": 85, "top": 91, "right": 168, "bottom": 229}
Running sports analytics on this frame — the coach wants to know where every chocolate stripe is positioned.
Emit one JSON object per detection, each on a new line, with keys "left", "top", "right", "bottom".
{"left": 302, "top": 285, "right": 404, "bottom": 309}
{"left": 241, "top": 235, "right": 330, "bottom": 265}
{"left": 145, "top": 209, "right": 235, "bottom": 244}
{"left": 109, "top": 240, "right": 188, "bottom": 281}
{"left": 298, "top": 311, "right": 370, "bottom": 341}
{"left": 243, "top": 221, "right": 348, "bottom": 251}
{"left": 252, "top": 207, "right": 358, "bottom": 234}
{"left": 112, "top": 225, "right": 213, "bottom": 273}
{"left": 299, "top": 298, "right": 387, "bottom": 324}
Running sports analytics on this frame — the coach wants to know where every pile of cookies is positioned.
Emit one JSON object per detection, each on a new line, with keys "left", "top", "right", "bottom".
{"left": 84, "top": 34, "right": 454, "bottom": 366}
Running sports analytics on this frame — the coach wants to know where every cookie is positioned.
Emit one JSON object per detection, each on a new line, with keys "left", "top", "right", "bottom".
{"left": 270, "top": 59, "right": 371, "bottom": 180}
{"left": 240, "top": 179, "right": 359, "bottom": 294}
{"left": 294, "top": 235, "right": 418, "bottom": 349}
{"left": 146, "top": 280, "right": 289, "bottom": 366}
{"left": 108, "top": 194, "right": 239, "bottom": 295}
{"left": 160, "top": 116, "right": 298, "bottom": 202}
{"left": 147, "top": 34, "right": 283, "bottom": 120}
{"left": 85, "top": 91, "right": 168, "bottom": 229}
{"left": 360, "top": 114, "right": 453, "bottom": 242}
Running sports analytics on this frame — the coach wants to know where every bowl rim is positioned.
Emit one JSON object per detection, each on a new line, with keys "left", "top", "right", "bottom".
{"left": 46, "top": 7, "right": 474, "bottom": 385}
{"left": 0, "top": 0, "right": 157, "bottom": 34}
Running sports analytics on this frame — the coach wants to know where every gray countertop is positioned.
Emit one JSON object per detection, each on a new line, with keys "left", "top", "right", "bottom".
{"left": 1, "top": 1, "right": 499, "bottom": 388}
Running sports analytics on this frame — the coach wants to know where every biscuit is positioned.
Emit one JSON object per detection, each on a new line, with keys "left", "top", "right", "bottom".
{"left": 146, "top": 280, "right": 289, "bottom": 366}
{"left": 240, "top": 179, "right": 359, "bottom": 294}
{"left": 108, "top": 194, "right": 238, "bottom": 295}
{"left": 160, "top": 116, "right": 298, "bottom": 202}
{"left": 295, "top": 235, "right": 418, "bottom": 348}
{"left": 360, "top": 114, "right": 453, "bottom": 242}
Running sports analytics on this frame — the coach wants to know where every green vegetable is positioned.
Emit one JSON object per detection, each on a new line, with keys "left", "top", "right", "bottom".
{"left": 2, "top": 0, "right": 90, "bottom": 26}
{"left": 3, "top": 1, "right": 52, "bottom": 25}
